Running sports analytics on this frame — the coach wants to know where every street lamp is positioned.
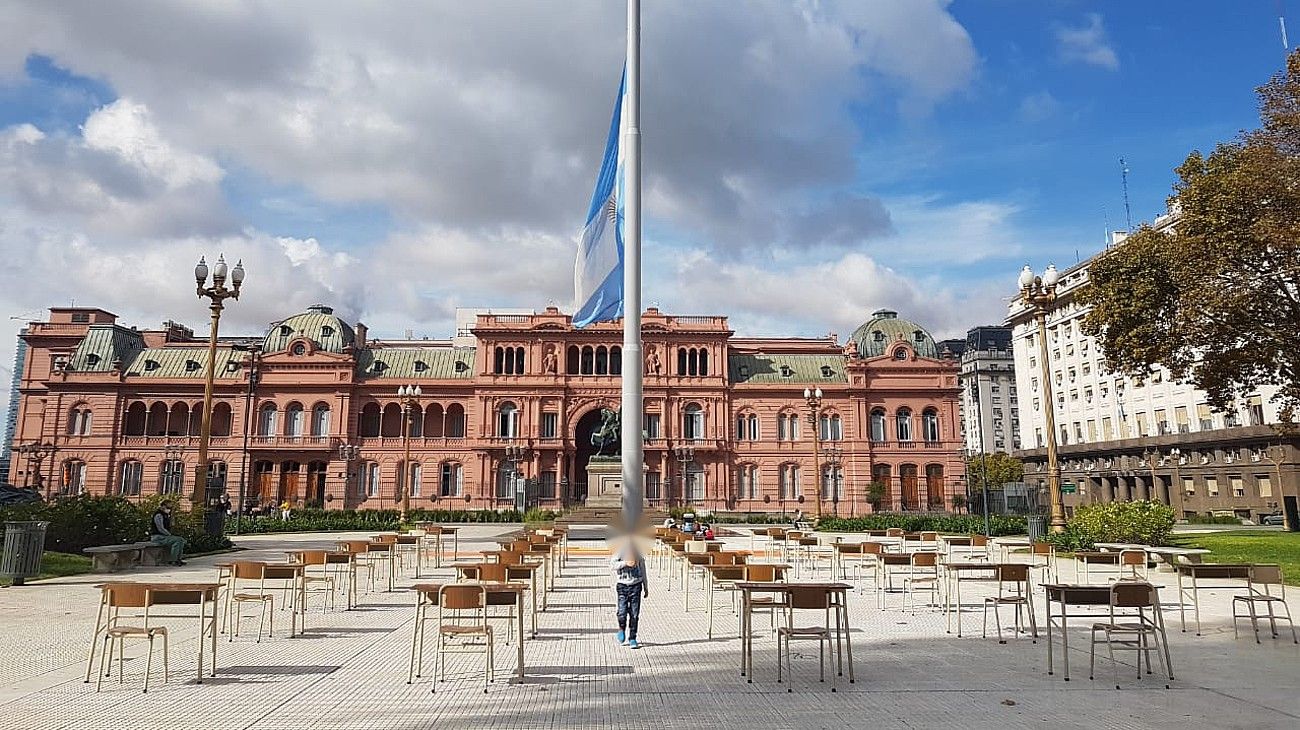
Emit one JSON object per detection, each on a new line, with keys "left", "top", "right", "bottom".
{"left": 503, "top": 442, "right": 531, "bottom": 510}
{"left": 15, "top": 441, "right": 56, "bottom": 492}
{"left": 232, "top": 342, "right": 261, "bottom": 534}
{"left": 398, "top": 384, "right": 423, "bottom": 522}
{"left": 1018, "top": 263, "right": 1066, "bottom": 533}
{"left": 193, "top": 254, "right": 244, "bottom": 529}
{"left": 673, "top": 445, "right": 695, "bottom": 508}
{"left": 803, "top": 387, "right": 824, "bottom": 518}
{"left": 823, "top": 444, "right": 843, "bottom": 516}
{"left": 337, "top": 442, "right": 361, "bottom": 505}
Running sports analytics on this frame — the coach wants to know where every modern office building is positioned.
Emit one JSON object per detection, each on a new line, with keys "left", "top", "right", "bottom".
{"left": 6, "top": 304, "right": 965, "bottom": 515}
{"left": 957, "top": 326, "right": 1020, "bottom": 455}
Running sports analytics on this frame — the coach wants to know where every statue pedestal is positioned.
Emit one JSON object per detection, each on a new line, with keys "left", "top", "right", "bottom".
{"left": 585, "top": 458, "right": 624, "bottom": 509}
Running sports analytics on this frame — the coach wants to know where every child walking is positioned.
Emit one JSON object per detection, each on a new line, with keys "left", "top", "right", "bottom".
{"left": 610, "top": 541, "right": 649, "bottom": 649}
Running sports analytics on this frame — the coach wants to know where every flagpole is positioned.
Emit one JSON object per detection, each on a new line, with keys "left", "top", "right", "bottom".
{"left": 621, "top": 0, "right": 643, "bottom": 533}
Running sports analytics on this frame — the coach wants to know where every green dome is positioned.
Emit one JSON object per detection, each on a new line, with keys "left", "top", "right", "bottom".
{"left": 850, "top": 309, "right": 938, "bottom": 359}
{"left": 264, "top": 305, "right": 355, "bottom": 353}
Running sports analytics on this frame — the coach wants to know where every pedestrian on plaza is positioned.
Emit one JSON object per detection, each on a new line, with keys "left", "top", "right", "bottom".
{"left": 279, "top": 500, "right": 292, "bottom": 521}
{"left": 149, "top": 500, "right": 187, "bottom": 566}
{"left": 610, "top": 539, "right": 649, "bottom": 649}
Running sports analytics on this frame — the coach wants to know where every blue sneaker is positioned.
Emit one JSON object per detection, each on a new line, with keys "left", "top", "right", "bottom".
{"left": 628, "top": 639, "right": 640, "bottom": 649}
{"left": 615, "top": 630, "right": 625, "bottom": 644}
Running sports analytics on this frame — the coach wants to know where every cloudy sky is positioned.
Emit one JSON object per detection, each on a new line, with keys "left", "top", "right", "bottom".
{"left": 0, "top": 1, "right": 1290, "bottom": 424}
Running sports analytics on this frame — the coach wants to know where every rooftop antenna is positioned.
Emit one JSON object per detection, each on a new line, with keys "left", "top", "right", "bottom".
{"left": 1103, "top": 203, "right": 1112, "bottom": 249}
{"left": 1281, "top": 1, "right": 1291, "bottom": 50}
{"left": 1119, "top": 157, "right": 1133, "bottom": 231}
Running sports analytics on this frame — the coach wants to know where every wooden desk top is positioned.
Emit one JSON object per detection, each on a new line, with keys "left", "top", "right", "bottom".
{"left": 1174, "top": 562, "right": 1253, "bottom": 577}
{"left": 1073, "top": 551, "right": 1122, "bottom": 562}
{"left": 1041, "top": 583, "right": 1114, "bottom": 605}
{"left": 735, "top": 581, "right": 851, "bottom": 592}
{"left": 412, "top": 581, "right": 528, "bottom": 595}
{"left": 95, "top": 582, "right": 222, "bottom": 603}
{"left": 941, "top": 560, "right": 1000, "bottom": 570}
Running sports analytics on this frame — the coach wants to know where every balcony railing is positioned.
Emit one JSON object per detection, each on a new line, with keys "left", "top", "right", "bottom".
{"left": 249, "top": 435, "right": 341, "bottom": 449}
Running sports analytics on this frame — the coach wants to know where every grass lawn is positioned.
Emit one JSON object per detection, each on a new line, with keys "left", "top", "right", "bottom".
{"left": 1, "top": 551, "right": 94, "bottom": 586}
{"left": 1169, "top": 531, "right": 1300, "bottom": 586}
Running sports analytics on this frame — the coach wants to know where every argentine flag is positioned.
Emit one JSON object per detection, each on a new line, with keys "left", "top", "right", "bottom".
{"left": 573, "top": 72, "right": 626, "bottom": 328}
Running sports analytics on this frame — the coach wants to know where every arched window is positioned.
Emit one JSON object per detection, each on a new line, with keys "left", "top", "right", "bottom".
{"left": 778, "top": 412, "right": 800, "bottom": 441}
{"left": 566, "top": 345, "right": 581, "bottom": 375}
{"left": 610, "top": 346, "right": 622, "bottom": 375}
{"left": 167, "top": 403, "right": 189, "bottom": 436}
{"left": 285, "top": 403, "right": 305, "bottom": 438}
{"left": 735, "top": 412, "right": 760, "bottom": 441}
{"left": 147, "top": 402, "right": 168, "bottom": 436}
{"left": 258, "top": 403, "right": 278, "bottom": 437}
{"left": 779, "top": 463, "right": 801, "bottom": 499}
{"left": 311, "top": 403, "right": 331, "bottom": 437}
{"left": 821, "top": 463, "right": 844, "bottom": 501}
{"left": 682, "top": 404, "right": 704, "bottom": 440}
{"left": 497, "top": 461, "right": 516, "bottom": 499}
{"left": 159, "top": 459, "right": 185, "bottom": 495}
{"left": 440, "top": 462, "right": 464, "bottom": 497}
{"left": 359, "top": 403, "right": 381, "bottom": 437}
{"left": 736, "top": 464, "right": 760, "bottom": 500}
{"left": 895, "top": 408, "right": 913, "bottom": 442}
{"left": 407, "top": 404, "right": 424, "bottom": 437}
{"left": 819, "top": 413, "right": 842, "bottom": 441}
{"left": 67, "top": 406, "right": 93, "bottom": 436}
{"left": 921, "top": 408, "right": 940, "bottom": 443}
{"left": 118, "top": 460, "right": 143, "bottom": 497}
{"left": 381, "top": 403, "right": 402, "bottom": 437}
{"left": 493, "top": 346, "right": 526, "bottom": 375}
{"left": 698, "top": 349, "right": 709, "bottom": 376}
{"left": 207, "top": 460, "right": 228, "bottom": 491}
{"left": 677, "top": 348, "right": 688, "bottom": 376}
{"left": 211, "top": 402, "right": 232, "bottom": 437}
{"left": 446, "top": 404, "right": 466, "bottom": 438}
{"left": 925, "top": 464, "right": 945, "bottom": 509}
{"left": 870, "top": 408, "right": 887, "bottom": 442}
{"left": 581, "top": 346, "right": 594, "bottom": 375}
{"left": 424, "top": 403, "right": 444, "bottom": 437}
{"left": 497, "top": 402, "right": 519, "bottom": 438}
{"left": 60, "top": 459, "right": 86, "bottom": 496}
{"left": 123, "top": 402, "right": 147, "bottom": 436}
{"left": 595, "top": 346, "right": 608, "bottom": 375}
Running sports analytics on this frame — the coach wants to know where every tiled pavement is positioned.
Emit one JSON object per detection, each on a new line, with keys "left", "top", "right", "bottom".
{"left": 2, "top": 526, "right": 1299, "bottom": 729}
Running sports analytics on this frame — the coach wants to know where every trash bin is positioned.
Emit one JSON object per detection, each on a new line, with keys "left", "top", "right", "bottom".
{"left": 1026, "top": 516, "right": 1047, "bottom": 543}
{"left": 1, "top": 521, "right": 50, "bottom": 586}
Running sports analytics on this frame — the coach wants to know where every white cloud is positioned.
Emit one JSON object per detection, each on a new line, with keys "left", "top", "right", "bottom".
{"left": 1055, "top": 14, "right": 1119, "bottom": 71}
{"left": 1018, "top": 90, "right": 1061, "bottom": 123}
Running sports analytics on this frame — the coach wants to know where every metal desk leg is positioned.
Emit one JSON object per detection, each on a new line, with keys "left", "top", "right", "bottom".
{"left": 1060, "top": 599, "right": 1071, "bottom": 680}
{"left": 515, "top": 592, "right": 526, "bottom": 682}
{"left": 1178, "top": 571, "right": 1187, "bottom": 631}
{"left": 84, "top": 597, "right": 106, "bottom": 683}
{"left": 1193, "top": 574, "right": 1202, "bottom": 636}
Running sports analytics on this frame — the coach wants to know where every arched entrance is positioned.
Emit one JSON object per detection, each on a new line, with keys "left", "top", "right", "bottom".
{"left": 573, "top": 408, "right": 620, "bottom": 504}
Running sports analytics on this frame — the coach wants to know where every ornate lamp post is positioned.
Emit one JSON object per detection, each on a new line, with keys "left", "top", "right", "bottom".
{"left": 822, "top": 444, "right": 843, "bottom": 516}
{"left": 804, "top": 387, "right": 824, "bottom": 518}
{"left": 673, "top": 445, "right": 695, "bottom": 508}
{"left": 16, "top": 441, "right": 56, "bottom": 492}
{"left": 397, "top": 385, "right": 423, "bottom": 522}
{"left": 503, "top": 442, "right": 531, "bottom": 510}
{"left": 1018, "top": 263, "right": 1066, "bottom": 533}
{"left": 192, "top": 255, "right": 244, "bottom": 528}
{"left": 337, "top": 442, "right": 361, "bottom": 505}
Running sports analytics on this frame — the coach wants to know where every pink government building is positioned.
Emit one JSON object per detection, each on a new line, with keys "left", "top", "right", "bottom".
{"left": 5, "top": 304, "right": 965, "bottom": 515}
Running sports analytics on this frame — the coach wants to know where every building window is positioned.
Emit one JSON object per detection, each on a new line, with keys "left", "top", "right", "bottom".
{"left": 536, "top": 471, "right": 556, "bottom": 499}
{"left": 159, "top": 459, "right": 185, "bottom": 495}
{"left": 1248, "top": 396, "right": 1265, "bottom": 426}
{"left": 1257, "top": 473, "right": 1273, "bottom": 497}
{"left": 1183, "top": 477, "right": 1195, "bottom": 496}
{"left": 682, "top": 404, "right": 704, "bottom": 440}
{"left": 59, "top": 460, "right": 86, "bottom": 496}
{"left": 497, "top": 402, "right": 519, "bottom": 438}
{"left": 1155, "top": 409, "right": 1169, "bottom": 435}
{"left": 686, "top": 467, "right": 706, "bottom": 502}
{"left": 359, "top": 462, "right": 379, "bottom": 498}
{"left": 68, "top": 406, "right": 93, "bottom": 436}
{"left": 440, "top": 462, "right": 463, "bottom": 497}
{"left": 736, "top": 413, "right": 760, "bottom": 441}
{"left": 493, "top": 346, "right": 526, "bottom": 375}
{"left": 644, "top": 413, "right": 661, "bottom": 439}
{"left": 309, "top": 404, "right": 330, "bottom": 437}
{"left": 677, "top": 347, "right": 710, "bottom": 376}
{"left": 541, "top": 412, "right": 558, "bottom": 439}
{"left": 118, "top": 460, "right": 143, "bottom": 497}
{"left": 779, "top": 463, "right": 801, "bottom": 499}
{"left": 895, "top": 408, "right": 913, "bottom": 442}
{"left": 778, "top": 413, "right": 800, "bottom": 441}
{"left": 646, "top": 471, "right": 662, "bottom": 501}
{"left": 870, "top": 409, "right": 886, "bottom": 442}
{"left": 258, "top": 403, "right": 278, "bottom": 437}
{"left": 1206, "top": 476, "right": 1220, "bottom": 497}
{"left": 286, "top": 403, "right": 304, "bottom": 438}
{"left": 819, "top": 413, "right": 843, "bottom": 442}
{"left": 497, "top": 463, "right": 516, "bottom": 500}
{"left": 921, "top": 408, "right": 940, "bottom": 443}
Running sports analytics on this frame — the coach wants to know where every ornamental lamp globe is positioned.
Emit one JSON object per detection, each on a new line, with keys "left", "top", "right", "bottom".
{"left": 1018, "top": 265, "right": 1035, "bottom": 290}
{"left": 231, "top": 259, "right": 245, "bottom": 285}
{"left": 194, "top": 256, "right": 209, "bottom": 285}
{"left": 1042, "top": 264, "right": 1060, "bottom": 288}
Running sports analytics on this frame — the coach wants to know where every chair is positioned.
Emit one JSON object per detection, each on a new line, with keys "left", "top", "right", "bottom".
{"left": 920, "top": 531, "right": 939, "bottom": 543}
{"left": 885, "top": 528, "right": 904, "bottom": 538}
{"left": 472, "top": 563, "right": 517, "bottom": 642}
{"left": 293, "top": 550, "right": 337, "bottom": 612}
{"left": 423, "top": 585, "right": 495, "bottom": 693}
{"left": 1233, "top": 565, "right": 1299, "bottom": 644}
{"left": 95, "top": 585, "right": 169, "bottom": 693}
{"left": 902, "top": 552, "right": 940, "bottom": 612}
{"left": 982, "top": 564, "right": 1037, "bottom": 643}
{"left": 743, "top": 564, "right": 787, "bottom": 633}
{"left": 229, "top": 562, "right": 276, "bottom": 642}
{"left": 777, "top": 586, "right": 835, "bottom": 689}
{"left": 1088, "top": 581, "right": 1174, "bottom": 689}
{"left": 1029, "top": 541, "right": 1058, "bottom": 582}
{"left": 338, "top": 540, "right": 380, "bottom": 592}
{"left": 706, "top": 565, "right": 747, "bottom": 638}
{"left": 1118, "top": 549, "right": 1148, "bottom": 580}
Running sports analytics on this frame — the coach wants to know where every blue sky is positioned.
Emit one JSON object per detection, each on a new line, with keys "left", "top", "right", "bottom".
{"left": 0, "top": 0, "right": 1292, "bottom": 360}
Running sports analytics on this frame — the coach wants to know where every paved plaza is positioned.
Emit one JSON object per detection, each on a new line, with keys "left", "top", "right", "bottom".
{"left": 1, "top": 526, "right": 1298, "bottom": 729}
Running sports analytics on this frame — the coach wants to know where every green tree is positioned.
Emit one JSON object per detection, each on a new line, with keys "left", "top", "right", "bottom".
{"left": 1079, "top": 50, "right": 1300, "bottom": 423}
{"left": 965, "top": 452, "right": 1023, "bottom": 493}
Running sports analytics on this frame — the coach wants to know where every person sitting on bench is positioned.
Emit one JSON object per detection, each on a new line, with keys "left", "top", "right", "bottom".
{"left": 150, "top": 501, "right": 187, "bottom": 566}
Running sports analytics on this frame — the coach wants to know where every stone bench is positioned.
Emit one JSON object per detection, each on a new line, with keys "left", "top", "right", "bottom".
{"left": 83, "top": 542, "right": 170, "bottom": 572}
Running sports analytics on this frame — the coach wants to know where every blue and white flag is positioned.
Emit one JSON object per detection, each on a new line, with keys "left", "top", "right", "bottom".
{"left": 573, "top": 72, "right": 626, "bottom": 328}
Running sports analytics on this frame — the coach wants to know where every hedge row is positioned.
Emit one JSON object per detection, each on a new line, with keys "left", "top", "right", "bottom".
{"left": 228, "top": 507, "right": 559, "bottom": 534}
{"left": 1043, "top": 501, "right": 1175, "bottom": 551}
{"left": 816, "top": 513, "right": 1029, "bottom": 536}
{"left": 0, "top": 495, "right": 231, "bottom": 555}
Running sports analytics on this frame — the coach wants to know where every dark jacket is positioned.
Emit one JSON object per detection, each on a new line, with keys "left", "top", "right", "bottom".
{"left": 150, "top": 509, "right": 173, "bottom": 536}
